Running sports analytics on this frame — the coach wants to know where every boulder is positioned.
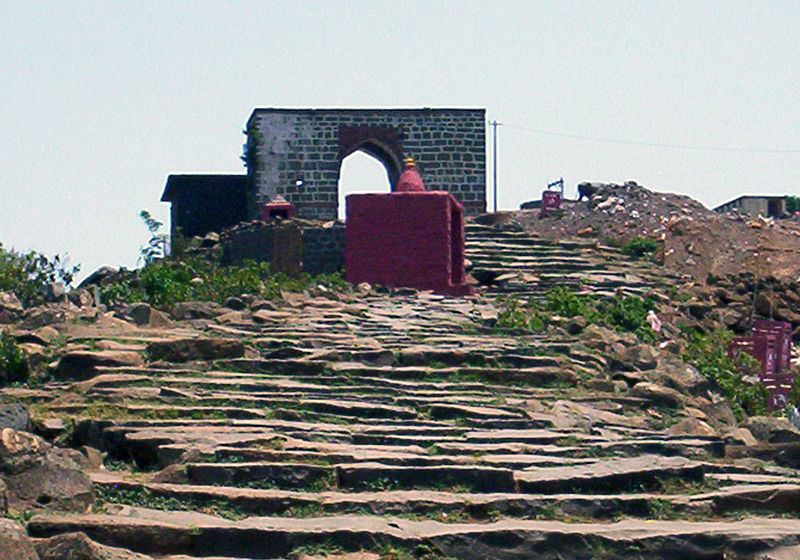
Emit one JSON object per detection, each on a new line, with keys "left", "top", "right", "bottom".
{"left": 1, "top": 430, "right": 93, "bottom": 512}
{"left": 5, "top": 454, "right": 94, "bottom": 511}
{"left": 33, "top": 418, "right": 68, "bottom": 441}
{"left": 644, "top": 356, "right": 710, "bottom": 396}
{"left": 67, "top": 288, "right": 94, "bottom": 308}
{"left": 169, "top": 301, "right": 223, "bottom": 321}
{"left": 609, "top": 343, "right": 659, "bottom": 372}
{"left": 565, "top": 315, "right": 586, "bottom": 334}
{"left": 667, "top": 418, "right": 717, "bottom": 437}
{"left": 725, "top": 427, "right": 758, "bottom": 447}
{"left": 39, "top": 282, "right": 66, "bottom": 303}
{"left": 0, "top": 291, "right": 24, "bottom": 323}
{"left": 147, "top": 308, "right": 173, "bottom": 328}
{"left": 745, "top": 416, "right": 800, "bottom": 443}
{"left": 0, "top": 404, "right": 31, "bottom": 432}
{"left": 36, "top": 533, "right": 153, "bottom": 560}
{"left": 146, "top": 338, "right": 245, "bottom": 362}
{"left": 754, "top": 292, "right": 776, "bottom": 317}
{"left": 77, "top": 265, "right": 118, "bottom": 288}
{"left": 54, "top": 351, "right": 144, "bottom": 380}
{"left": 0, "top": 519, "right": 38, "bottom": 560}
{"left": 19, "top": 307, "right": 68, "bottom": 330}
{"left": 223, "top": 296, "right": 246, "bottom": 311}
{"left": 79, "top": 446, "right": 105, "bottom": 470}
{"left": 631, "top": 382, "right": 683, "bottom": 408}
{"left": 551, "top": 399, "right": 647, "bottom": 429}
{"left": 123, "top": 303, "right": 152, "bottom": 326}
{"left": 0, "top": 428, "right": 50, "bottom": 474}
{"left": 620, "top": 344, "right": 659, "bottom": 370}
{"left": 581, "top": 324, "right": 627, "bottom": 351}
{"left": 699, "top": 399, "right": 737, "bottom": 430}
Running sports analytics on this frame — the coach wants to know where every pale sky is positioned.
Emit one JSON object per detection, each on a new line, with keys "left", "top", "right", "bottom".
{"left": 1, "top": 1, "right": 798, "bottom": 279}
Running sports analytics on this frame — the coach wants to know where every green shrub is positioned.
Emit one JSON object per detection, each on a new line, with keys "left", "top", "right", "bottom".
{"left": 495, "top": 296, "right": 545, "bottom": 332}
{"left": 788, "top": 374, "right": 800, "bottom": 409}
{"left": 495, "top": 287, "right": 660, "bottom": 341}
{"left": 786, "top": 196, "right": 800, "bottom": 215}
{"left": 545, "top": 285, "right": 597, "bottom": 320}
{"left": 0, "top": 331, "right": 28, "bottom": 384}
{"left": 100, "top": 257, "right": 349, "bottom": 307}
{"left": 0, "top": 243, "right": 80, "bottom": 307}
{"left": 684, "top": 329, "right": 769, "bottom": 420}
{"left": 623, "top": 237, "right": 659, "bottom": 259}
{"left": 598, "top": 292, "right": 657, "bottom": 341}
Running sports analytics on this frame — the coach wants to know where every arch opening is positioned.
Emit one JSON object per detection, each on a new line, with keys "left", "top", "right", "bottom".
{"left": 337, "top": 143, "right": 399, "bottom": 220}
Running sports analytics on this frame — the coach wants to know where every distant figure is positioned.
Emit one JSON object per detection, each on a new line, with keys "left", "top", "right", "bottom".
{"left": 577, "top": 182, "right": 599, "bottom": 201}
{"left": 646, "top": 310, "right": 662, "bottom": 332}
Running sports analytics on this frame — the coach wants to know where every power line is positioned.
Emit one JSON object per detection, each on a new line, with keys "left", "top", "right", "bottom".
{"left": 502, "top": 123, "right": 800, "bottom": 154}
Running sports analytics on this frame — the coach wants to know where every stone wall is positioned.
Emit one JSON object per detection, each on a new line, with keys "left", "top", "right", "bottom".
{"left": 221, "top": 221, "right": 344, "bottom": 277}
{"left": 245, "top": 108, "right": 486, "bottom": 220}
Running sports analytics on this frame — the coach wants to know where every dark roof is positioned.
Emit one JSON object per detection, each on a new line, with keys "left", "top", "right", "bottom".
{"left": 714, "top": 195, "right": 787, "bottom": 211}
{"left": 161, "top": 175, "right": 247, "bottom": 202}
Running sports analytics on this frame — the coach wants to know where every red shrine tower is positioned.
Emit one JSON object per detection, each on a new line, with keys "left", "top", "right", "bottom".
{"left": 344, "top": 157, "right": 473, "bottom": 296}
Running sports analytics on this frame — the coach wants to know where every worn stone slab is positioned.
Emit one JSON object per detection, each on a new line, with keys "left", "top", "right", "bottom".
{"left": 516, "top": 455, "right": 704, "bottom": 494}
{"left": 92, "top": 478, "right": 674, "bottom": 519}
{"left": 27, "top": 512, "right": 800, "bottom": 560}
{"left": 335, "top": 463, "right": 516, "bottom": 492}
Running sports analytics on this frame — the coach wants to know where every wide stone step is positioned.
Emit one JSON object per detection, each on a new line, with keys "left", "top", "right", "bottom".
{"left": 91, "top": 478, "right": 690, "bottom": 520}
{"left": 515, "top": 455, "right": 705, "bottom": 494}
{"left": 28, "top": 511, "right": 800, "bottom": 560}
{"left": 335, "top": 463, "right": 517, "bottom": 492}
{"left": 184, "top": 462, "right": 333, "bottom": 489}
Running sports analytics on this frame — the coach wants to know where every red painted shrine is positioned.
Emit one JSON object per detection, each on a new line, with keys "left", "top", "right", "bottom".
{"left": 259, "top": 195, "right": 297, "bottom": 220}
{"left": 344, "top": 158, "right": 474, "bottom": 296}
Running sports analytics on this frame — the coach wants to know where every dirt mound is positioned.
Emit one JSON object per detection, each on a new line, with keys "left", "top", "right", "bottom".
{"left": 512, "top": 181, "right": 800, "bottom": 283}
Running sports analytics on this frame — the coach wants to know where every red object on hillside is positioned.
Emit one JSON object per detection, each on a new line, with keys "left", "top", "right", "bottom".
{"left": 754, "top": 319, "right": 792, "bottom": 372}
{"left": 728, "top": 327, "right": 794, "bottom": 410}
{"left": 540, "top": 190, "right": 562, "bottom": 217}
{"left": 345, "top": 157, "right": 473, "bottom": 296}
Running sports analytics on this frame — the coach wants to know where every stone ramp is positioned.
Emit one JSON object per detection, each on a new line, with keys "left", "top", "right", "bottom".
{"left": 7, "top": 292, "right": 800, "bottom": 559}
{"left": 465, "top": 223, "right": 681, "bottom": 296}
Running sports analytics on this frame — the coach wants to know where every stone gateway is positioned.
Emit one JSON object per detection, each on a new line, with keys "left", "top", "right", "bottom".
{"left": 245, "top": 108, "right": 486, "bottom": 220}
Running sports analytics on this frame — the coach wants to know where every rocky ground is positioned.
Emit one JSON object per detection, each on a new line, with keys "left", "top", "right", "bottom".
{"left": 2, "top": 209, "right": 800, "bottom": 559}
{"left": 515, "top": 181, "right": 800, "bottom": 284}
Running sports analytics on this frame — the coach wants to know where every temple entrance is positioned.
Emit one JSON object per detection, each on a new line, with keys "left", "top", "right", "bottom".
{"left": 337, "top": 149, "right": 395, "bottom": 220}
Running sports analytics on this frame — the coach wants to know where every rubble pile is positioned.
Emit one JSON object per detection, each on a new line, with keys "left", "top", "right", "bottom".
{"left": 514, "top": 181, "right": 800, "bottom": 283}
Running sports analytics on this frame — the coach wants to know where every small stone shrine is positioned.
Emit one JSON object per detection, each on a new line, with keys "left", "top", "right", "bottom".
{"left": 259, "top": 195, "right": 297, "bottom": 220}
{"left": 345, "top": 157, "right": 473, "bottom": 296}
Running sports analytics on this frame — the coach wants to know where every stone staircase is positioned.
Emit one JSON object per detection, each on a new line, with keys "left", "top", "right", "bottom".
{"left": 6, "top": 294, "right": 800, "bottom": 559}
{"left": 465, "top": 223, "right": 682, "bottom": 296}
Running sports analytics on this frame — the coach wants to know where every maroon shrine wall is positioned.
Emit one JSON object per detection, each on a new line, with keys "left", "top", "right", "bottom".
{"left": 344, "top": 192, "right": 472, "bottom": 296}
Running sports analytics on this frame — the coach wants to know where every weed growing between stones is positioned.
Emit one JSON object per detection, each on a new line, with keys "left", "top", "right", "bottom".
{"left": 623, "top": 237, "right": 660, "bottom": 260}
{"left": 0, "top": 331, "right": 28, "bottom": 384}
{"left": 494, "top": 287, "right": 657, "bottom": 341}
{"left": 95, "top": 485, "right": 250, "bottom": 520}
{"left": 646, "top": 498, "right": 680, "bottom": 520}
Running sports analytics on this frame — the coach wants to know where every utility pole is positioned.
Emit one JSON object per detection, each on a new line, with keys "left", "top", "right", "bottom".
{"left": 489, "top": 120, "right": 502, "bottom": 212}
